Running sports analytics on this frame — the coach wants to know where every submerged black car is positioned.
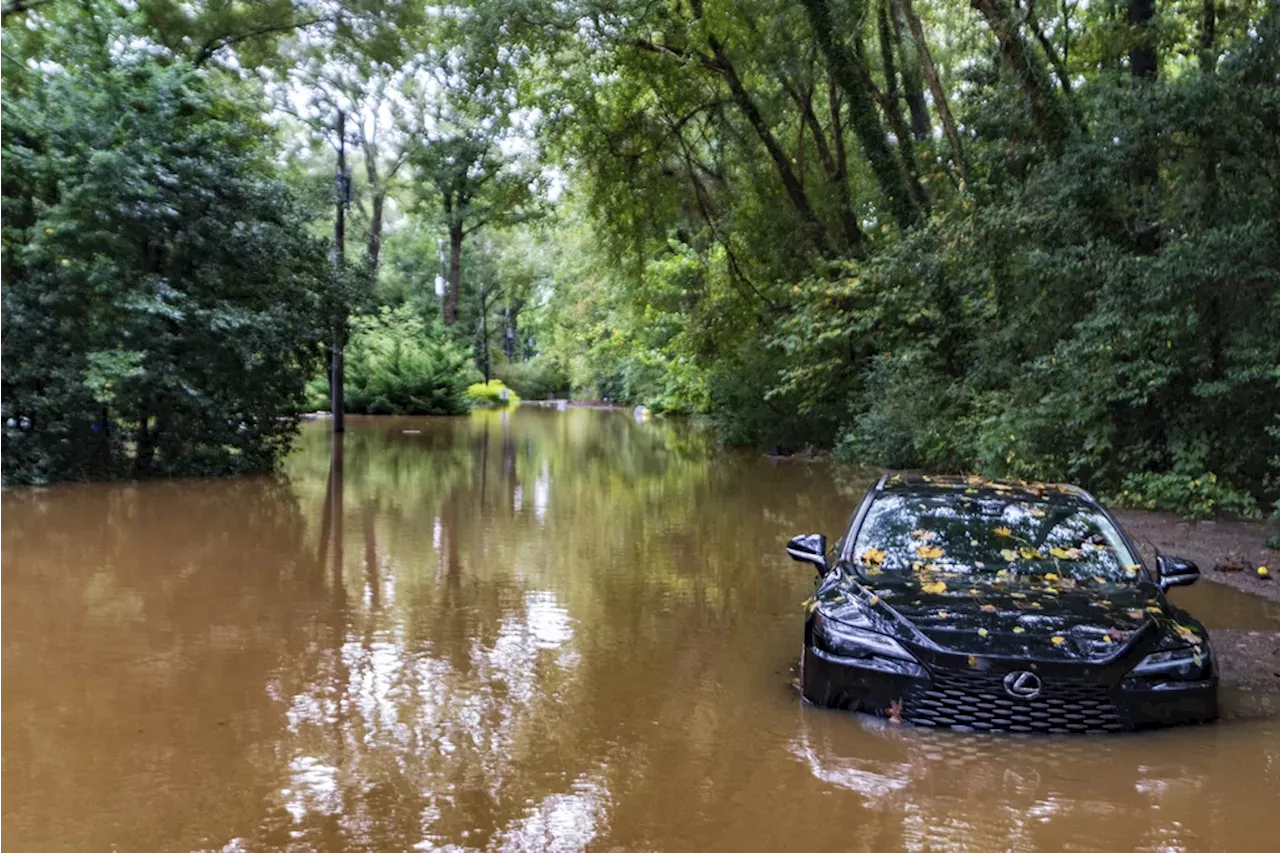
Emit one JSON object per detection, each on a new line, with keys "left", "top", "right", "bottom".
{"left": 787, "top": 474, "right": 1218, "bottom": 733}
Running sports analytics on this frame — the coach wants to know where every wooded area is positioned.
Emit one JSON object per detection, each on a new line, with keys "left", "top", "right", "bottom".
{"left": 2, "top": 0, "right": 1277, "bottom": 517}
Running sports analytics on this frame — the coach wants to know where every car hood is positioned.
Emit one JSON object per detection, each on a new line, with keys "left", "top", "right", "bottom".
{"left": 851, "top": 571, "right": 1175, "bottom": 661}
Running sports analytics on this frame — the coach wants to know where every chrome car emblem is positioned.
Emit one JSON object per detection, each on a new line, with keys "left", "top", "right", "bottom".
{"left": 1003, "top": 670, "right": 1042, "bottom": 700}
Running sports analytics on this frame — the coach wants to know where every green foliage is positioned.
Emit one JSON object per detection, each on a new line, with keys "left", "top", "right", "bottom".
{"left": 495, "top": 360, "right": 570, "bottom": 400}
{"left": 465, "top": 379, "right": 521, "bottom": 408}
{"left": 307, "top": 307, "right": 479, "bottom": 415}
{"left": 1, "top": 47, "right": 331, "bottom": 485}
{"left": 1111, "top": 472, "right": 1261, "bottom": 521}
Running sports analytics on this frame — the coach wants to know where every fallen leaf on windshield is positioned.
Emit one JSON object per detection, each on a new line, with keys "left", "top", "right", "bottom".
{"left": 1001, "top": 549, "right": 1018, "bottom": 562}
{"left": 868, "top": 595, "right": 881, "bottom": 606}
{"left": 937, "top": 611, "right": 950, "bottom": 619}
{"left": 1094, "top": 576, "right": 1106, "bottom": 584}
{"left": 1012, "top": 626, "right": 1026, "bottom": 634}
{"left": 917, "top": 544, "right": 945, "bottom": 560}
{"left": 1010, "top": 592, "right": 1026, "bottom": 599}
{"left": 1125, "top": 565, "right": 1141, "bottom": 578}
{"left": 860, "top": 547, "right": 887, "bottom": 566}
{"left": 911, "top": 528, "right": 937, "bottom": 541}
{"left": 1044, "top": 572, "right": 1060, "bottom": 581}
{"left": 920, "top": 580, "right": 947, "bottom": 595}
{"left": 1028, "top": 507, "right": 1046, "bottom": 517}
{"left": 1145, "top": 606, "right": 1162, "bottom": 614}
{"left": 981, "top": 604, "right": 997, "bottom": 613}
{"left": 1020, "top": 547, "right": 1041, "bottom": 560}
{"left": 968, "top": 655, "right": 979, "bottom": 666}
{"left": 977, "top": 628, "right": 989, "bottom": 637}
{"left": 994, "top": 526, "right": 1012, "bottom": 537}
{"left": 1049, "top": 547, "right": 1082, "bottom": 560}
{"left": 1128, "top": 609, "right": 1143, "bottom": 619}
{"left": 1051, "top": 635, "right": 1065, "bottom": 645}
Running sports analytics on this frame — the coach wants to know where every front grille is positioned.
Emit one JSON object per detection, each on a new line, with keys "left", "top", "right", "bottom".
{"left": 902, "top": 667, "right": 1126, "bottom": 734}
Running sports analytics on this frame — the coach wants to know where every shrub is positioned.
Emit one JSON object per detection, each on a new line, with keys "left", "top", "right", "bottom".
{"left": 305, "top": 307, "right": 480, "bottom": 415}
{"left": 1110, "top": 472, "right": 1261, "bottom": 520}
{"left": 495, "top": 359, "right": 570, "bottom": 400}
{"left": 465, "top": 379, "right": 521, "bottom": 408}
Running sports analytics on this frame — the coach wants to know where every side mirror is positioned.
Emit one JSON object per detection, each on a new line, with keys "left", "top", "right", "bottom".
{"left": 786, "top": 533, "right": 828, "bottom": 574}
{"left": 1156, "top": 555, "right": 1200, "bottom": 590}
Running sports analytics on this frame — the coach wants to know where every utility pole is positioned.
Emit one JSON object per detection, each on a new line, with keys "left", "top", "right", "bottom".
{"left": 332, "top": 108, "right": 347, "bottom": 433}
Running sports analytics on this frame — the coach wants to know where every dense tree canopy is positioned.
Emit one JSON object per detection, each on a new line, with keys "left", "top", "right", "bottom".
{"left": 2, "top": 0, "right": 1277, "bottom": 516}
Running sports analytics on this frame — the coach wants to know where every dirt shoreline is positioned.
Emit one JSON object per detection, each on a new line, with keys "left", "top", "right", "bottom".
{"left": 1112, "top": 509, "right": 1280, "bottom": 695}
{"left": 1113, "top": 509, "right": 1279, "bottom": 603}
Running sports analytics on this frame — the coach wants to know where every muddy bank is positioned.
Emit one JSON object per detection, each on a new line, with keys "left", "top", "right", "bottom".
{"left": 1114, "top": 509, "right": 1279, "bottom": 603}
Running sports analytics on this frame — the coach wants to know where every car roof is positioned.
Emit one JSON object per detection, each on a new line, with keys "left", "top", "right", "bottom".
{"left": 877, "top": 472, "right": 1097, "bottom": 505}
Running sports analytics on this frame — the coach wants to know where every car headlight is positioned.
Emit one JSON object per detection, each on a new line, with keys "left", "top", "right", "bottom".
{"left": 813, "top": 609, "right": 917, "bottom": 662}
{"left": 1125, "top": 647, "right": 1209, "bottom": 681}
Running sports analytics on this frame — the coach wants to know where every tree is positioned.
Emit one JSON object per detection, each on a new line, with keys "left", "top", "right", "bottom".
{"left": 1, "top": 46, "right": 333, "bottom": 483}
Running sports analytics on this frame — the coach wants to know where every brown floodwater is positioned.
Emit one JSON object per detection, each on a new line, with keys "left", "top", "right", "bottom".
{"left": 4, "top": 409, "right": 1279, "bottom": 852}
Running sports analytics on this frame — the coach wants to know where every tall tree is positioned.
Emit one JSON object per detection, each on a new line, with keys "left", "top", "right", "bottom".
{"left": 801, "top": 0, "right": 924, "bottom": 229}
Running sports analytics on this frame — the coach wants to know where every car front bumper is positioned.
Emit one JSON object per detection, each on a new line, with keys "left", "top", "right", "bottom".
{"left": 801, "top": 643, "right": 1218, "bottom": 733}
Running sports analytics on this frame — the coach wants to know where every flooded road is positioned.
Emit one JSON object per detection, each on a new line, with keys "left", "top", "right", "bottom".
{"left": 4, "top": 409, "right": 1279, "bottom": 852}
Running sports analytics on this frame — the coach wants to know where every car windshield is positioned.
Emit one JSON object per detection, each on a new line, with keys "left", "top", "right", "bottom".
{"left": 851, "top": 492, "right": 1142, "bottom": 583}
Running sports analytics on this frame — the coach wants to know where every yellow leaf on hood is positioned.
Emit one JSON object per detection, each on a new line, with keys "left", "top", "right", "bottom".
{"left": 1051, "top": 635, "right": 1066, "bottom": 645}
{"left": 860, "top": 547, "right": 888, "bottom": 566}
{"left": 920, "top": 580, "right": 947, "bottom": 595}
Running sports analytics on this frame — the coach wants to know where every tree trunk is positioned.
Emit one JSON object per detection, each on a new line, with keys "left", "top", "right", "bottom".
{"left": 1025, "top": 5, "right": 1073, "bottom": 96}
{"left": 876, "top": 1, "right": 930, "bottom": 214}
{"left": 1199, "top": 0, "right": 1216, "bottom": 72}
{"left": 888, "top": 0, "right": 931, "bottom": 139}
{"left": 784, "top": 78, "right": 867, "bottom": 254}
{"left": 1128, "top": 0, "right": 1158, "bottom": 252}
{"left": 971, "top": 0, "right": 1070, "bottom": 149}
{"left": 900, "top": 0, "right": 968, "bottom": 183}
{"left": 445, "top": 224, "right": 462, "bottom": 326}
{"left": 705, "top": 35, "right": 830, "bottom": 250}
{"left": 1128, "top": 0, "right": 1157, "bottom": 80}
{"left": 364, "top": 147, "right": 384, "bottom": 269}
{"left": 802, "top": 0, "right": 921, "bottom": 229}
{"left": 828, "top": 82, "right": 866, "bottom": 252}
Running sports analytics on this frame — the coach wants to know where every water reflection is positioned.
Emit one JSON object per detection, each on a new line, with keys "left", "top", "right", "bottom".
{"left": 3, "top": 409, "right": 1278, "bottom": 852}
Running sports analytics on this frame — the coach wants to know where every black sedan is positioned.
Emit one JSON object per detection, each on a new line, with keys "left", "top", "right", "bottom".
{"left": 787, "top": 474, "right": 1218, "bottom": 733}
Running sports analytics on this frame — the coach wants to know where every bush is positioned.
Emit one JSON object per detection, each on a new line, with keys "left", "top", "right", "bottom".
{"left": 305, "top": 307, "right": 480, "bottom": 415}
{"left": 1110, "top": 472, "right": 1261, "bottom": 520}
{"left": 494, "top": 359, "right": 570, "bottom": 400}
{"left": 465, "top": 379, "right": 521, "bottom": 408}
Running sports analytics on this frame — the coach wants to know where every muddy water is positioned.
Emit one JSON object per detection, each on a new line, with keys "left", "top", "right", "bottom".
{"left": 4, "top": 409, "right": 1279, "bottom": 852}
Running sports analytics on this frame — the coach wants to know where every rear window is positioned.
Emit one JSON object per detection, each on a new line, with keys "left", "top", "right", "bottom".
{"left": 851, "top": 492, "right": 1142, "bottom": 582}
